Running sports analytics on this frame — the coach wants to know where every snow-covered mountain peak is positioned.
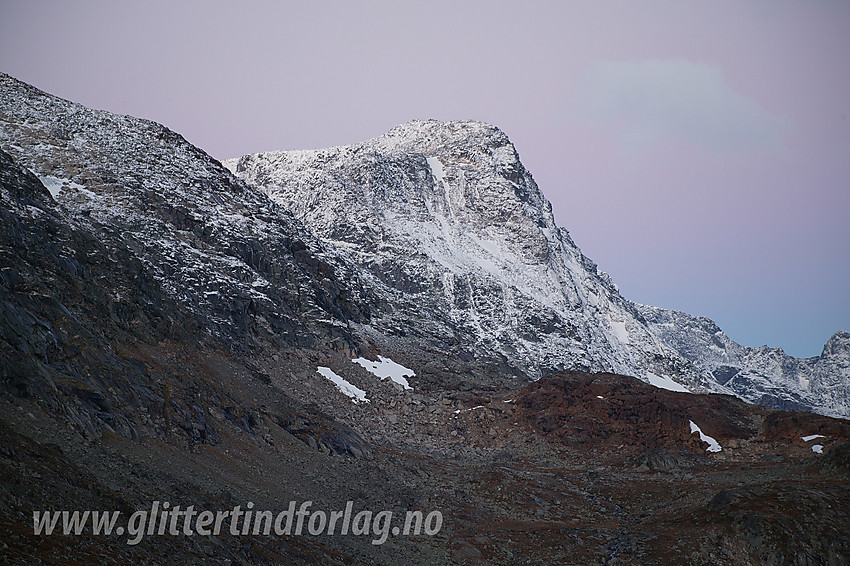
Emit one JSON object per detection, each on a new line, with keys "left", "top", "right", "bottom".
{"left": 226, "top": 121, "right": 703, "bottom": 386}
{"left": 638, "top": 304, "right": 850, "bottom": 417}
{"left": 226, "top": 120, "right": 849, "bottom": 416}
{"left": 375, "top": 119, "right": 512, "bottom": 153}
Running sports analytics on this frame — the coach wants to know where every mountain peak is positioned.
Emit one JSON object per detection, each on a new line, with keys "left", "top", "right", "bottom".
{"left": 380, "top": 119, "right": 508, "bottom": 146}
{"left": 226, "top": 120, "right": 704, "bottom": 388}
{"left": 227, "top": 120, "right": 850, "bottom": 417}
{"left": 370, "top": 119, "right": 520, "bottom": 169}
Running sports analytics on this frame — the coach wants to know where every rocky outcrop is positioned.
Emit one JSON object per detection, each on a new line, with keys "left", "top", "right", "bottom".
{"left": 639, "top": 304, "right": 850, "bottom": 417}
{"left": 516, "top": 371, "right": 759, "bottom": 451}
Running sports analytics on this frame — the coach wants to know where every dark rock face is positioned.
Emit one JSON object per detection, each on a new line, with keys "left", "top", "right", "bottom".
{"left": 0, "top": 73, "right": 372, "bottom": 358}
{"left": 2, "top": 147, "right": 153, "bottom": 440}
{"left": 275, "top": 405, "right": 373, "bottom": 459}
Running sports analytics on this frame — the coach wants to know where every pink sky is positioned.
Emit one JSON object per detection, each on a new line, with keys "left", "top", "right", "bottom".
{"left": 1, "top": 0, "right": 848, "bottom": 357}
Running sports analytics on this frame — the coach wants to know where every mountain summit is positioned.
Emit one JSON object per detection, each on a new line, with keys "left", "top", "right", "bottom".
{"left": 226, "top": 119, "right": 849, "bottom": 417}
{"left": 226, "top": 120, "right": 701, "bottom": 385}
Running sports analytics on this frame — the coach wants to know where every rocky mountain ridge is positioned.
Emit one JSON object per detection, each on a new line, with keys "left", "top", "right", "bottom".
{"left": 638, "top": 305, "right": 850, "bottom": 417}
{"left": 0, "top": 72, "right": 377, "bottom": 347}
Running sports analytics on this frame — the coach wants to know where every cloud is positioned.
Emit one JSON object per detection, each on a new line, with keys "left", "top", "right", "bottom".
{"left": 577, "top": 59, "right": 784, "bottom": 151}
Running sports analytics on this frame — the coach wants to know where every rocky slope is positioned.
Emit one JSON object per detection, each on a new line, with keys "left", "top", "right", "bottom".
{"left": 0, "top": 72, "right": 373, "bottom": 357}
{"left": 225, "top": 120, "right": 849, "bottom": 417}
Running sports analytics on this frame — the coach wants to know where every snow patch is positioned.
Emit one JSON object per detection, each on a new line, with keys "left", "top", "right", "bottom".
{"left": 352, "top": 356, "right": 414, "bottom": 390}
{"left": 426, "top": 156, "right": 447, "bottom": 186}
{"left": 38, "top": 175, "right": 85, "bottom": 199}
{"left": 426, "top": 155, "right": 455, "bottom": 217}
{"left": 610, "top": 320, "right": 629, "bottom": 344}
{"left": 646, "top": 372, "right": 690, "bottom": 393}
{"left": 471, "top": 235, "right": 502, "bottom": 258}
{"left": 317, "top": 366, "right": 369, "bottom": 403}
{"left": 454, "top": 405, "right": 484, "bottom": 416}
{"left": 689, "top": 420, "right": 722, "bottom": 453}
